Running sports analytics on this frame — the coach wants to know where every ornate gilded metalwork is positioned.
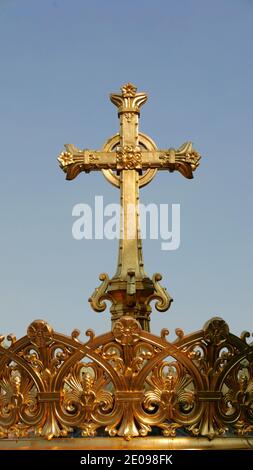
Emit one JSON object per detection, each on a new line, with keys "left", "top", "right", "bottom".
{"left": 1, "top": 317, "right": 253, "bottom": 440}
{"left": 2, "top": 84, "right": 251, "bottom": 448}
{"left": 116, "top": 145, "right": 142, "bottom": 170}
{"left": 158, "top": 142, "right": 200, "bottom": 178}
{"left": 57, "top": 84, "right": 201, "bottom": 331}
{"left": 88, "top": 273, "right": 113, "bottom": 312}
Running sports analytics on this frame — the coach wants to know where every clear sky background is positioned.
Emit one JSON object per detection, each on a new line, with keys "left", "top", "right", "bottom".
{"left": 0, "top": 0, "right": 252, "bottom": 341}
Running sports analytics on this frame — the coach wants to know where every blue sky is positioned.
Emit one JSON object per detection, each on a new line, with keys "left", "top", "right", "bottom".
{"left": 0, "top": 0, "right": 252, "bottom": 340}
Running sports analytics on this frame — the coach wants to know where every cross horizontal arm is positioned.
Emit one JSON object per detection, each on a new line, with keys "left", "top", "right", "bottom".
{"left": 58, "top": 144, "right": 117, "bottom": 180}
{"left": 58, "top": 141, "right": 201, "bottom": 180}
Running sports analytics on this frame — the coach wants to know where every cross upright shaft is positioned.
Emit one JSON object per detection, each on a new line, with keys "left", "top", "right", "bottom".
{"left": 58, "top": 83, "right": 201, "bottom": 331}
{"left": 110, "top": 84, "right": 146, "bottom": 281}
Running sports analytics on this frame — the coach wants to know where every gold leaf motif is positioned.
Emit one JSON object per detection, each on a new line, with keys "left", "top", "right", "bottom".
{"left": 121, "top": 83, "right": 137, "bottom": 97}
{"left": 203, "top": 317, "right": 229, "bottom": 345}
{"left": 116, "top": 145, "right": 142, "bottom": 170}
{"left": 113, "top": 317, "right": 141, "bottom": 346}
{"left": 27, "top": 320, "right": 53, "bottom": 348}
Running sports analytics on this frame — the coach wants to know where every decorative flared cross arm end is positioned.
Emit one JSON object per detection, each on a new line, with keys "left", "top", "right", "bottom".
{"left": 159, "top": 142, "right": 201, "bottom": 179}
{"left": 176, "top": 141, "right": 201, "bottom": 178}
{"left": 58, "top": 145, "right": 117, "bottom": 181}
{"left": 57, "top": 144, "right": 84, "bottom": 180}
{"left": 110, "top": 82, "right": 148, "bottom": 115}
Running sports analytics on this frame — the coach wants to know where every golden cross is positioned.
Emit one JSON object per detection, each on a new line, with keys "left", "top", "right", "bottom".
{"left": 58, "top": 83, "right": 201, "bottom": 331}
